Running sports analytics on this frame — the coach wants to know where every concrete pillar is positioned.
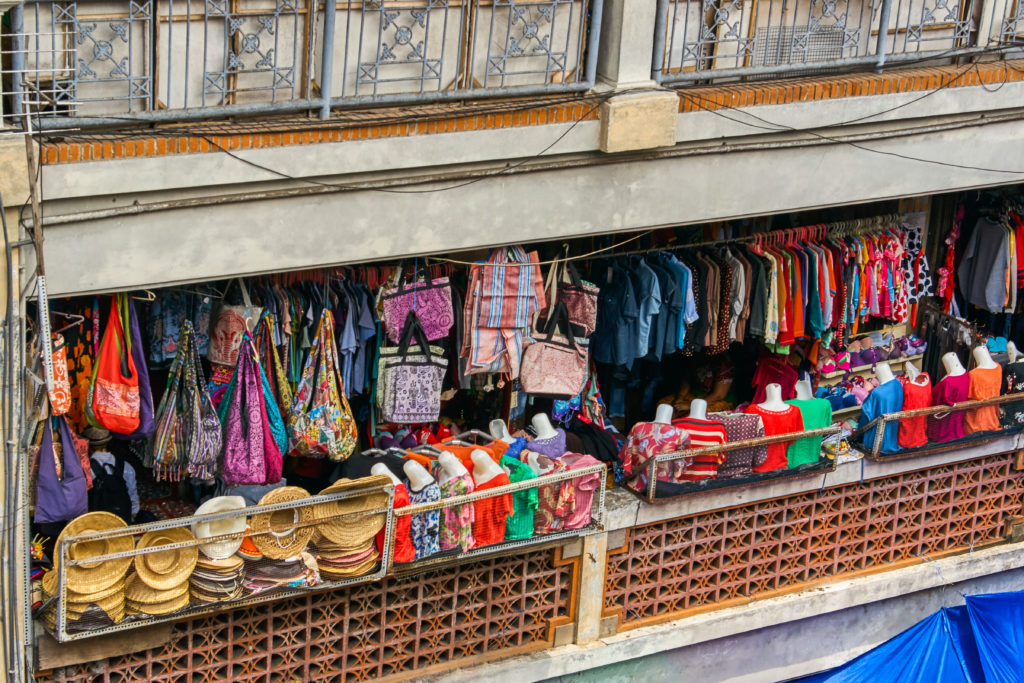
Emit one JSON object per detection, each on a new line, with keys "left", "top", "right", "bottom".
{"left": 596, "top": 0, "right": 661, "bottom": 89}
{"left": 574, "top": 532, "right": 609, "bottom": 644}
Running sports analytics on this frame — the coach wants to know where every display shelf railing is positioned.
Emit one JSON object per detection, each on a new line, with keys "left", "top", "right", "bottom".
{"left": 390, "top": 461, "right": 607, "bottom": 574}
{"left": 853, "top": 392, "right": 1024, "bottom": 461}
{"left": 44, "top": 480, "right": 395, "bottom": 642}
{"left": 635, "top": 425, "right": 843, "bottom": 503}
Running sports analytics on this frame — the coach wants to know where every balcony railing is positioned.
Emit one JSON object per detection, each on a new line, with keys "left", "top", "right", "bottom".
{"left": 0, "top": 0, "right": 603, "bottom": 128}
{"left": 653, "top": 0, "right": 1024, "bottom": 85}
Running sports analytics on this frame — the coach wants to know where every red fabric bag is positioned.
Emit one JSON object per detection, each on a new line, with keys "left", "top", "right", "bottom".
{"left": 90, "top": 297, "right": 141, "bottom": 434}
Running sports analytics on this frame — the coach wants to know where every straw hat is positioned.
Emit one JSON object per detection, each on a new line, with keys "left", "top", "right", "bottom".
{"left": 55, "top": 512, "right": 134, "bottom": 593}
{"left": 134, "top": 527, "right": 199, "bottom": 591}
{"left": 196, "top": 554, "right": 244, "bottom": 571}
{"left": 83, "top": 426, "right": 112, "bottom": 447}
{"left": 236, "top": 534, "right": 263, "bottom": 561}
{"left": 249, "top": 487, "right": 315, "bottom": 560}
{"left": 125, "top": 572, "right": 190, "bottom": 605}
{"left": 314, "top": 477, "right": 390, "bottom": 547}
{"left": 126, "top": 591, "right": 190, "bottom": 616}
{"left": 192, "top": 496, "right": 248, "bottom": 560}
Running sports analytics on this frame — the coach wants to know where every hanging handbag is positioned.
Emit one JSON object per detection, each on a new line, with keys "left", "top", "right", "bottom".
{"left": 536, "top": 257, "right": 600, "bottom": 338}
{"left": 379, "top": 313, "right": 449, "bottom": 424}
{"left": 520, "top": 301, "right": 589, "bottom": 399}
{"left": 258, "top": 380, "right": 283, "bottom": 485}
{"left": 119, "top": 296, "right": 155, "bottom": 440}
{"left": 207, "top": 278, "right": 263, "bottom": 367}
{"left": 380, "top": 274, "right": 454, "bottom": 344}
{"left": 89, "top": 296, "right": 141, "bottom": 434}
{"left": 221, "top": 335, "right": 268, "bottom": 485}
{"left": 47, "top": 334, "right": 72, "bottom": 416}
{"left": 288, "top": 310, "right": 359, "bottom": 460}
{"left": 254, "top": 313, "right": 294, "bottom": 425}
{"left": 376, "top": 311, "right": 446, "bottom": 416}
{"left": 34, "top": 416, "right": 89, "bottom": 524}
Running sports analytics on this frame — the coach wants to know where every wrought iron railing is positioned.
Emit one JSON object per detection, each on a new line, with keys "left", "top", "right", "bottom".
{"left": 0, "top": 0, "right": 604, "bottom": 128}
{"left": 653, "top": 0, "right": 1024, "bottom": 85}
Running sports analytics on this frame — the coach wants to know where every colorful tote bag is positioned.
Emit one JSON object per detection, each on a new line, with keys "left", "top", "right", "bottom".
{"left": 520, "top": 301, "right": 589, "bottom": 399}
{"left": 220, "top": 335, "right": 269, "bottom": 485}
{"left": 34, "top": 416, "right": 89, "bottom": 524}
{"left": 379, "top": 313, "right": 448, "bottom": 424}
{"left": 253, "top": 313, "right": 293, "bottom": 425}
{"left": 381, "top": 276, "right": 454, "bottom": 343}
{"left": 119, "top": 296, "right": 155, "bottom": 440}
{"left": 288, "top": 310, "right": 358, "bottom": 460}
{"left": 536, "top": 256, "right": 600, "bottom": 338}
{"left": 88, "top": 295, "right": 141, "bottom": 434}
{"left": 48, "top": 334, "right": 72, "bottom": 416}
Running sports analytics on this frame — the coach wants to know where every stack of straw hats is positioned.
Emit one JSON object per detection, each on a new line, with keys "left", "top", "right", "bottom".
{"left": 242, "top": 487, "right": 318, "bottom": 592}
{"left": 125, "top": 526, "right": 198, "bottom": 617}
{"left": 41, "top": 511, "right": 135, "bottom": 631}
{"left": 189, "top": 496, "right": 247, "bottom": 605}
{"left": 312, "top": 477, "right": 390, "bottom": 580}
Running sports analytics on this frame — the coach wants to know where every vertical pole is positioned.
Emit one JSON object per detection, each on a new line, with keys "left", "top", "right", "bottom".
{"left": 583, "top": 0, "right": 605, "bottom": 87}
{"left": 652, "top": 0, "right": 668, "bottom": 84}
{"left": 574, "top": 532, "right": 609, "bottom": 645}
{"left": 875, "top": 0, "right": 894, "bottom": 71}
{"left": 10, "top": 3, "right": 26, "bottom": 128}
{"left": 318, "top": 0, "right": 337, "bottom": 119}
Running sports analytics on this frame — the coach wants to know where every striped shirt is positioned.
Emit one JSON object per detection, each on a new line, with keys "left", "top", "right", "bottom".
{"left": 672, "top": 417, "right": 727, "bottom": 481}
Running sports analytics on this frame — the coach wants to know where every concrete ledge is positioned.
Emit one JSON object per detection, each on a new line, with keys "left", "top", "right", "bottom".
{"left": 432, "top": 541, "right": 1024, "bottom": 682}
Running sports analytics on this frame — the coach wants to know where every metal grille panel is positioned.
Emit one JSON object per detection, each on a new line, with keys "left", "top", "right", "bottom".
{"left": 36, "top": 548, "right": 573, "bottom": 682}
{"left": 605, "top": 454, "right": 1024, "bottom": 629}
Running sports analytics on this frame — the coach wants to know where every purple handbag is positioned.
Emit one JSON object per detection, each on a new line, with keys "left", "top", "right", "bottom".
{"left": 221, "top": 338, "right": 267, "bottom": 486}
{"left": 34, "top": 416, "right": 89, "bottom": 524}
{"left": 116, "top": 297, "right": 155, "bottom": 440}
{"left": 381, "top": 277, "right": 454, "bottom": 344}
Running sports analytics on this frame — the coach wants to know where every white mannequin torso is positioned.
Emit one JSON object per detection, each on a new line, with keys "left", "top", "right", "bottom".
{"left": 875, "top": 363, "right": 896, "bottom": 385}
{"left": 403, "top": 460, "right": 435, "bottom": 492}
{"left": 973, "top": 346, "right": 999, "bottom": 370}
{"left": 370, "top": 463, "right": 402, "bottom": 487}
{"left": 531, "top": 413, "right": 558, "bottom": 441}
{"left": 471, "top": 449, "right": 504, "bottom": 486}
{"left": 1008, "top": 341, "right": 1019, "bottom": 363}
{"left": 758, "top": 383, "right": 788, "bottom": 411}
{"left": 688, "top": 398, "right": 708, "bottom": 421}
{"left": 438, "top": 452, "right": 469, "bottom": 481}
{"left": 794, "top": 380, "right": 813, "bottom": 401}
{"left": 489, "top": 419, "right": 516, "bottom": 444}
{"left": 654, "top": 404, "right": 675, "bottom": 424}
{"left": 526, "top": 451, "right": 556, "bottom": 475}
{"left": 942, "top": 352, "right": 967, "bottom": 377}
{"left": 905, "top": 361, "right": 921, "bottom": 381}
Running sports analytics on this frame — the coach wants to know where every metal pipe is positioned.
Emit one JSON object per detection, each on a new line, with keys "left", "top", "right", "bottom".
{"left": 875, "top": 0, "right": 895, "bottom": 70}
{"left": 584, "top": 0, "right": 606, "bottom": 87}
{"left": 318, "top": 0, "right": 337, "bottom": 119}
{"left": 9, "top": 3, "right": 26, "bottom": 128}
{"left": 652, "top": 0, "right": 669, "bottom": 84}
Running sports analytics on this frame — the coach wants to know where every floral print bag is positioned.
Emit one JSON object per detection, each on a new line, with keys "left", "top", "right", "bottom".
{"left": 379, "top": 312, "right": 448, "bottom": 424}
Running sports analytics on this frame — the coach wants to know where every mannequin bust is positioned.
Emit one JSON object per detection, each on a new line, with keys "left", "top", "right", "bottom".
{"left": 370, "top": 463, "right": 402, "bottom": 487}
{"left": 489, "top": 419, "right": 516, "bottom": 444}
{"left": 875, "top": 362, "right": 896, "bottom": 385}
{"left": 437, "top": 451, "right": 468, "bottom": 481}
{"left": 942, "top": 352, "right": 967, "bottom": 377}
{"left": 654, "top": 403, "right": 675, "bottom": 424}
{"left": 688, "top": 398, "right": 708, "bottom": 421}
{"left": 1008, "top": 341, "right": 1019, "bottom": 363}
{"left": 758, "top": 383, "right": 788, "bottom": 411}
{"left": 794, "top": 380, "right": 813, "bottom": 401}
{"left": 471, "top": 449, "right": 504, "bottom": 485}
{"left": 531, "top": 413, "right": 559, "bottom": 441}
{"left": 526, "top": 451, "right": 556, "bottom": 475}
{"left": 403, "top": 460, "right": 435, "bottom": 492}
{"left": 973, "top": 346, "right": 999, "bottom": 370}
{"left": 905, "top": 361, "right": 921, "bottom": 382}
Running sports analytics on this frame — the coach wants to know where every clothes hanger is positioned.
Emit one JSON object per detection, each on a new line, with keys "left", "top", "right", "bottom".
{"left": 131, "top": 289, "right": 156, "bottom": 302}
{"left": 51, "top": 311, "right": 85, "bottom": 335}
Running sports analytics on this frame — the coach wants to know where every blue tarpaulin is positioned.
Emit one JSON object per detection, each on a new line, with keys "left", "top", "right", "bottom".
{"left": 800, "top": 590, "right": 1024, "bottom": 682}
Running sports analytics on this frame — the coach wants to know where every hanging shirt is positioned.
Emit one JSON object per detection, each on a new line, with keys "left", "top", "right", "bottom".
{"left": 471, "top": 473, "right": 513, "bottom": 547}
{"left": 858, "top": 379, "right": 904, "bottom": 454}
{"left": 671, "top": 416, "right": 727, "bottom": 481}
{"left": 899, "top": 374, "right": 931, "bottom": 449}
{"left": 618, "top": 421, "right": 689, "bottom": 493}
{"left": 378, "top": 483, "right": 415, "bottom": 563}
{"left": 965, "top": 366, "right": 1002, "bottom": 434}
{"left": 438, "top": 473, "right": 475, "bottom": 552}
{"left": 558, "top": 453, "right": 602, "bottom": 530}
{"left": 632, "top": 261, "right": 662, "bottom": 359}
{"left": 958, "top": 217, "right": 1011, "bottom": 313}
{"left": 708, "top": 412, "right": 768, "bottom": 477}
{"left": 745, "top": 404, "right": 804, "bottom": 472}
{"left": 500, "top": 456, "right": 539, "bottom": 540}
{"left": 408, "top": 481, "right": 441, "bottom": 560}
{"left": 1003, "top": 359, "right": 1024, "bottom": 427}
{"left": 784, "top": 398, "right": 832, "bottom": 466}
{"left": 927, "top": 373, "right": 969, "bottom": 443}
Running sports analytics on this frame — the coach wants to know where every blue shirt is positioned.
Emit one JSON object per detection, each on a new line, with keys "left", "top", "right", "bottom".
{"left": 858, "top": 379, "right": 904, "bottom": 453}
{"left": 633, "top": 261, "right": 661, "bottom": 359}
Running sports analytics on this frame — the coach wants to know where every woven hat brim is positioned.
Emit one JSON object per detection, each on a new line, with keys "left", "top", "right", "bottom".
{"left": 320, "top": 555, "right": 379, "bottom": 579}
{"left": 250, "top": 487, "right": 316, "bottom": 560}
{"left": 192, "top": 497, "right": 248, "bottom": 560}
{"left": 125, "top": 572, "right": 190, "bottom": 604}
{"left": 135, "top": 527, "right": 199, "bottom": 591}
{"left": 126, "top": 592, "right": 190, "bottom": 616}
{"left": 56, "top": 512, "right": 134, "bottom": 593}
{"left": 315, "top": 479, "right": 390, "bottom": 547}
{"left": 196, "top": 554, "right": 245, "bottom": 571}
{"left": 41, "top": 571, "right": 125, "bottom": 604}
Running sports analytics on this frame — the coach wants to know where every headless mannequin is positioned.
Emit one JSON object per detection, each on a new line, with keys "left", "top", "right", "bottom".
{"left": 1008, "top": 341, "right": 1019, "bottom": 363}
{"left": 875, "top": 362, "right": 896, "bottom": 385}
{"left": 526, "top": 451, "right": 557, "bottom": 475}
{"left": 973, "top": 346, "right": 999, "bottom": 370}
{"left": 489, "top": 419, "right": 516, "bottom": 444}
{"left": 403, "top": 460, "right": 435, "bottom": 492}
{"left": 438, "top": 452, "right": 468, "bottom": 481}
{"left": 905, "top": 361, "right": 923, "bottom": 383}
{"left": 758, "top": 383, "right": 788, "bottom": 411}
{"left": 688, "top": 398, "right": 708, "bottom": 420}
{"left": 794, "top": 380, "right": 813, "bottom": 401}
{"left": 471, "top": 449, "right": 504, "bottom": 486}
{"left": 371, "top": 463, "right": 402, "bottom": 487}
{"left": 532, "top": 413, "right": 558, "bottom": 441}
{"left": 942, "top": 352, "right": 967, "bottom": 377}
{"left": 654, "top": 404, "right": 674, "bottom": 424}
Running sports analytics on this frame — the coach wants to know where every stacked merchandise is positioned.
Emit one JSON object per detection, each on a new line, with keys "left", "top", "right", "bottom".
{"left": 189, "top": 496, "right": 247, "bottom": 605}
{"left": 189, "top": 555, "right": 245, "bottom": 605}
{"left": 311, "top": 477, "right": 389, "bottom": 580}
{"left": 242, "top": 487, "right": 319, "bottom": 594}
{"left": 125, "top": 527, "right": 197, "bottom": 617}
